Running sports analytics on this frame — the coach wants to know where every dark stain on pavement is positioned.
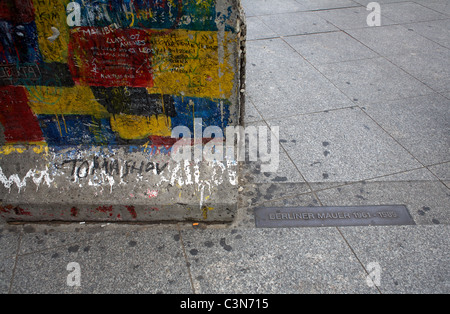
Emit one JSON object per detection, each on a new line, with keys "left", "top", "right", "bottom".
{"left": 68, "top": 245, "right": 79, "bottom": 253}
{"left": 220, "top": 238, "right": 232, "bottom": 252}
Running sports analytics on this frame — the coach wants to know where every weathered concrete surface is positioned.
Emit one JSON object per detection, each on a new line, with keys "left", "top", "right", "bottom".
{"left": 0, "top": 0, "right": 246, "bottom": 223}
{"left": 0, "top": 147, "right": 239, "bottom": 222}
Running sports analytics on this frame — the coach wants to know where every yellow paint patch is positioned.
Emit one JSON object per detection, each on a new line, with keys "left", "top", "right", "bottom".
{"left": 26, "top": 86, "right": 109, "bottom": 118}
{"left": 32, "top": 143, "right": 49, "bottom": 155}
{"left": 33, "top": 0, "right": 71, "bottom": 63}
{"left": 110, "top": 114, "right": 172, "bottom": 140}
{"left": 0, "top": 142, "right": 48, "bottom": 155}
{"left": 148, "top": 29, "right": 236, "bottom": 99}
{"left": 201, "top": 206, "right": 214, "bottom": 220}
{"left": 0, "top": 145, "right": 25, "bottom": 155}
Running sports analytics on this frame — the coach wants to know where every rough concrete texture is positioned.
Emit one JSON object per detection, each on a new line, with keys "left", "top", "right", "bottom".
{"left": 0, "top": 147, "right": 239, "bottom": 222}
{"left": 0, "top": 0, "right": 246, "bottom": 223}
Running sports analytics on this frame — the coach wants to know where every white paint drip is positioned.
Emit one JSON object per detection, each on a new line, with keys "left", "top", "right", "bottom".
{"left": 184, "top": 160, "right": 193, "bottom": 185}
{"left": 193, "top": 162, "right": 200, "bottom": 185}
{"left": 170, "top": 162, "right": 181, "bottom": 186}
{"left": 227, "top": 160, "right": 238, "bottom": 186}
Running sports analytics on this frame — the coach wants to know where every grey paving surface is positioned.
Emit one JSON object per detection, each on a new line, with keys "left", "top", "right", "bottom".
{"left": 181, "top": 228, "right": 375, "bottom": 294}
{"left": 12, "top": 227, "right": 192, "bottom": 294}
{"left": 284, "top": 31, "right": 378, "bottom": 65}
{"left": 1, "top": 0, "right": 449, "bottom": 294}
{"left": 362, "top": 94, "right": 450, "bottom": 165}
{"left": 404, "top": 19, "right": 450, "bottom": 49}
{"left": 340, "top": 225, "right": 450, "bottom": 294}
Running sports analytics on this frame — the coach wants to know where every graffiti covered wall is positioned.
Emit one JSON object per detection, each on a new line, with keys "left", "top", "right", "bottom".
{"left": 0, "top": 0, "right": 243, "bottom": 148}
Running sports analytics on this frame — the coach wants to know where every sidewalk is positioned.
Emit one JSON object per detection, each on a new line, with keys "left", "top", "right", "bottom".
{"left": 1, "top": 0, "right": 449, "bottom": 294}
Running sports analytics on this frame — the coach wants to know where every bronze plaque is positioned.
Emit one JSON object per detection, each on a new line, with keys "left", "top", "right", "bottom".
{"left": 255, "top": 205, "right": 415, "bottom": 228}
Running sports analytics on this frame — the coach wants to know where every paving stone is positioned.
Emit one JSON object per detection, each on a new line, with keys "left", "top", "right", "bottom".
{"left": 11, "top": 228, "right": 192, "bottom": 293}
{"left": 181, "top": 228, "right": 376, "bottom": 293}
{"left": 362, "top": 94, "right": 450, "bottom": 165}
{"left": 268, "top": 108, "right": 422, "bottom": 183}
{"left": 285, "top": 31, "right": 378, "bottom": 65}
{"left": 317, "top": 57, "right": 434, "bottom": 104}
{"left": 339, "top": 225, "right": 450, "bottom": 293}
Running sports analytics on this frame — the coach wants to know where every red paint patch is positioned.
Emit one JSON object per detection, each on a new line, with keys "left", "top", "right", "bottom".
{"left": 0, "top": 1, "right": 13, "bottom": 20}
{"left": 0, "top": 0, "right": 35, "bottom": 23}
{"left": 15, "top": 0, "right": 35, "bottom": 23}
{"left": 0, "top": 86, "right": 44, "bottom": 143}
{"left": 149, "top": 136, "right": 216, "bottom": 147}
{"left": 149, "top": 136, "right": 178, "bottom": 146}
{"left": 0, "top": 205, "right": 32, "bottom": 216}
{"left": 126, "top": 206, "right": 137, "bottom": 219}
{"left": 96, "top": 205, "right": 113, "bottom": 213}
{"left": 16, "top": 207, "right": 32, "bottom": 216}
{"left": 70, "top": 207, "right": 79, "bottom": 217}
{"left": 147, "top": 190, "right": 158, "bottom": 199}
{"left": 68, "top": 28, "right": 153, "bottom": 88}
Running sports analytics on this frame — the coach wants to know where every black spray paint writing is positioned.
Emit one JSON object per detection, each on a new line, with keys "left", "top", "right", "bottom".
{"left": 61, "top": 156, "right": 168, "bottom": 179}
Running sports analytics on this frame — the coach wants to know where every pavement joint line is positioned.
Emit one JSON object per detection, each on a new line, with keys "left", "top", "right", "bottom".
{"left": 244, "top": 97, "right": 266, "bottom": 125}
{"left": 340, "top": 26, "right": 450, "bottom": 94}
{"left": 357, "top": 92, "right": 444, "bottom": 107}
{"left": 239, "top": 90, "right": 441, "bottom": 123}
{"left": 425, "top": 160, "right": 450, "bottom": 168}
{"left": 249, "top": 102, "right": 359, "bottom": 123}
{"left": 247, "top": 30, "right": 343, "bottom": 42}
{"left": 244, "top": 5, "right": 365, "bottom": 18}
{"left": 357, "top": 105, "right": 436, "bottom": 168}
{"left": 306, "top": 6, "right": 364, "bottom": 13}
{"left": 399, "top": 20, "right": 450, "bottom": 50}
{"left": 381, "top": 54, "right": 449, "bottom": 93}
{"left": 279, "top": 34, "right": 364, "bottom": 114}
{"left": 248, "top": 17, "right": 450, "bottom": 46}
{"left": 308, "top": 55, "right": 381, "bottom": 66}
{"left": 413, "top": 1, "right": 450, "bottom": 18}
{"left": 261, "top": 119, "right": 324, "bottom": 206}
{"left": 308, "top": 164, "right": 438, "bottom": 188}
{"left": 424, "top": 164, "right": 450, "bottom": 191}
{"left": 438, "top": 91, "right": 450, "bottom": 101}
{"left": 241, "top": 189, "right": 316, "bottom": 208}
{"left": 310, "top": 20, "right": 450, "bottom": 99}
{"left": 240, "top": 165, "right": 443, "bottom": 211}
{"left": 176, "top": 224, "right": 197, "bottom": 294}
{"left": 335, "top": 226, "right": 383, "bottom": 294}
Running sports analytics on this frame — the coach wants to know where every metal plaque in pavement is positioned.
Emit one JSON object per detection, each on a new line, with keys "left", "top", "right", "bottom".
{"left": 254, "top": 205, "right": 415, "bottom": 228}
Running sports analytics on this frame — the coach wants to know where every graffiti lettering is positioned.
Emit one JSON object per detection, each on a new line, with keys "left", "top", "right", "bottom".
{"left": 0, "top": 0, "right": 237, "bottom": 154}
{"left": 61, "top": 157, "right": 168, "bottom": 180}
{"left": 0, "top": 64, "right": 41, "bottom": 85}
{"left": 68, "top": 28, "right": 153, "bottom": 87}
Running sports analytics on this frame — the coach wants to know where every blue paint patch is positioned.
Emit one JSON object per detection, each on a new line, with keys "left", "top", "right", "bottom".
{"left": 70, "top": 0, "right": 219, "bottom": 31}
{"left": 0, "top": 21, "right": 42, "bottom": 65}
{"left": 38, "top": 115, "right": 117, "bottom": 146}
{"left": 171, "top": 97, "right": 231, "bottom": 136}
